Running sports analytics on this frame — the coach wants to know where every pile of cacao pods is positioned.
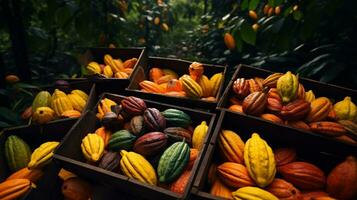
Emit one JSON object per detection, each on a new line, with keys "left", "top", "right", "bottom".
{"left": 138, "top": 61, "right": 223, "bottom": 100}
{"left": 207, "top": 130, "right": 357, "bottom": 200}
{"left": 0, "top": 135, "right": 59, "bottom": 200}
{"left": 229, "top": 71, "right": 357, "bottom": 145}
{"left": 85, "top": 54, "right": 137, "bottom": 78}
{"left": 24, "top": 88, "right": 89, "bottom": 124}
{"left": 81, "top": 96, "right": 209, "bottom": 194}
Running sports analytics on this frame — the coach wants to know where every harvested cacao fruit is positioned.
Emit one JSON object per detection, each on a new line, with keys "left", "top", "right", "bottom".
{"left": 285, "top": 120, "right": 310, "bottom": 131}
{"left": 309, "top": 121, "right": 346, "bottom": 137}
{"left": 261, "top": 113, "right": 283, "bottom": 124}
{"left": 277, "top": 71, "right": 299, "bottom": 103}
{"left": 263, "top": 73, "right": 283, "bottom": 88}
{"left": 233, "top": 78, "right": 250, "bottom": 99}
{"left": 266, "top": 178, "right": 302, "bottom": 200}
{"left": 306, "top": 97, "right": 332, "bottom": 122}
{"left": 280, "top": 99, "right": 310, "bottom": 120}
{"left": 218, "top": 130, "right": 245, "bottom": 164}
{"left": 210, "top": 179, "right": 233, "bottom": 199}
{"left": 217, "top": 162, "right": 255, "bottom": 188}
{"left": 242, "top": 88, "right": 268, "bottom": 116}
{"left": 279, "top": 162, "right": 326, "bottom": 190}
{"left": 334, "top": 96, "right": 357, "bottom": 121}
{"left": 326, "top": 156, "right": 357, "bottom": 200}
{"left": 274, "top": 148, "right": 297, "bottom": 167}
{"left": 62, "top": 177, "right": 92, "bottom": 200}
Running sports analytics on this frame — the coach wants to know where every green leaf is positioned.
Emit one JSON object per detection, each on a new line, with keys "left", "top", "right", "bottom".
{"left": 241, "top": 0, "right": 249, "bottom": 11}
{"left": 268, "top": 0, "right": 283, "bottom": 7}
{"left": 320, "top": 64, "right": 346, "bottom": 83}
{"left": 0, "top": 107, "right": 21, "bottom": 124}
{"left": 249, "top": 0, "right": 260, "bottom": 10}
{"left": 14, "top": 83, "right": 40, "bottom": 89}
{"left": 240, "top": 21, "right": 256, "bottom": 45}
{"left": 0, "top": 121, "right": 11, "bottom": 128}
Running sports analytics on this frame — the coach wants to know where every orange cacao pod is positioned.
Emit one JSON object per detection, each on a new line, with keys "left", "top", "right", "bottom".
{"left": 260, "top": 113, "right": 283, "bottom": 124}
{"left": 228, "top": 105, "right": 243, "bottom": 113}
{"left": 285, "top": 120, "right": 311, "bottom": 131}
{"left": 248, "top": 78, "right": 262, "bottom": 93}
{"left": 217, "top": 162, "right": 255, "bottom": 189}
{"left": 189, "top": 62, "right": 204, "bottom": 81}
{"left": 280, "top": 99, "right": 311, "bottom": 120}
{"left": 309, "top": 121, "right": 346, "bottom": 137}
{"left": 166, "top": 79, "right": 182, "bottom": 92}
{"left": 279, "top": 162, "right": 326, "bottom": 190}
{"left": 218, "top": 130, "right": 245, "bottom": 164}
{"left": 224, "top": 33, "right": 236, "bottom": 50}
{"left": 233, "top": 78, "right": 250, "bottom": 99}
{"left": 170, "top": 170, "right": 191, "bottom": 194}
{"left": 95, "top": 127, "right": 111, "bottom": 147}
{"left": 306, "top": 97, "right": 332, "bottom": 122}
{"left": 123, "top": 58, "right": 137, "bottom": 68}
{"left": 327, "top": 108, "right": 338, "bottom": 121}
{"left": 157, "top": 75, "right": 175, "bottom": 84}
{"left": 210, "top": 179, "right": 233, "bottom": 199}
{"left": 139, "top": 80, "right": 165, "bottom": 93}
{"left": 149, "top": 68, "right": 164, "bottom": 83}
{"left": 242, "top": 89, "right": 268, "bottom": 116}
{"left": 266, "top": 178, "right": 302, "bottom": 200}
{"left": 0, "top": 179, "right": 33, "bottom": 200}
{"left": 187, "top": 148, "right": 199, "bottom": 169}
{"left": 263, "top": 73, "right": 283, "bottom": 88}
{"left": 326, "top": 156, "right": 357, "bottom": 200}
{"left": 62, "top": 177, "right": 92, "bottom": 200}
{"left": 7, "top": 167, "right": 43, "bottom": 183}
{"left": 297, "top": 84, "right": 305, "bottom": 99}
{"left": 274, "top": 148, "right": 297, "bottom": 167}
{"left": 114, "top": 71, "right": 129, "bottom": 78}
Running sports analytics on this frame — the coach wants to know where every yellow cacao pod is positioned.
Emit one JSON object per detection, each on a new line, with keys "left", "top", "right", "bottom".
{"left": 334, "top": 96, "right": 357, "bottom": 121}
{"left": 52, "top": 96, "right": 74, "bottom": 116}
{"left": 114, "top": 71, "right": 129, "bottom": 79}
{"left": 67, "top": 93, "right": 86, "bottom": 112}
{"left": 71, "top": 90, "right": 88, "bottom": 102}
{"left": 277, "top": 71, "right": 299, "bottom": 103}
{"left": 86, "top": 62, "right": 101, "bottom": 75}
{"left": 218, "top": 130, "right": 245, "bottom": 164}
{"left": 32, "top": 107, "right": 55, "bottom": 124}
{"left": 180, "top": 75, "right": 203, "bottom": 98}
{"left": 232, "top": 186, "right": 279, "bottom": 200}
{"left": 28, "top": 141, "right": 59, "bottom": 170}
{"left": 198, "top": 75, "right": 212, "bottom": 98}
{"left": 210, "top": 73, "right": 223, "bottom": 97}
{"left": 51, "top": 89, "right": 67, "bottom": 102}
{"left": 120, "top": 150, "right": 157, "bottom": 185}
{"left": 192, "top": 121, "right": 208, "bottom": 151}
{"left": 103, "top": 65, "right": 113, "bottom": 78}
{"left": 305, "top": 90, "right": 316, "bottom": 103}
{"left": 244, "top": 133, "right": 276, "bottom": 188}
{"left": 81, "top": 133, "right": 104, "bottom": 162}
{"left": 162, "top": 69, "right": 179, "bottom": 78}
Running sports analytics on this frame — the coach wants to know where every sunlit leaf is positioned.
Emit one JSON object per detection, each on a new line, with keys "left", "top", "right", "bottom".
{"left": 240, "top": 21, "right": 256, "bottom": 45}
{"left": 241, "top": 0, "right": 249, "bottom": 11}
{"left": 249, "top": 0, "right": 260, "bottom": 11}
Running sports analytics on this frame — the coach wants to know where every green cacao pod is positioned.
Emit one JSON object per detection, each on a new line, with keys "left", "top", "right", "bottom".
{"left": 161, "top": 109, "right": 191, "bottom": 128}
{"left": 5, "top": 135, "right": 32, "bottom": 172}
{"left": 32, "top": 91, "right": 52, "bottom": 112}
{"left": 108, "top": 130, "right": 136, "bottom": 151}
{"left": 157, "top": 141, "right": 190, "bottom": 183}
{"left": 277, "top": 71, "right": 299, "bottom": 104}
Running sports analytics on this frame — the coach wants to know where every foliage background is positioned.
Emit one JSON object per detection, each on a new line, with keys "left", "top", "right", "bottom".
{"left": 0, "top": 0, "right": 356, "bottom": 127}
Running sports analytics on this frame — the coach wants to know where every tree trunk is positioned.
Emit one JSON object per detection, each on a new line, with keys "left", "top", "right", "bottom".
{"left": 2, "top": 0, "right": 30, "bottom": 81}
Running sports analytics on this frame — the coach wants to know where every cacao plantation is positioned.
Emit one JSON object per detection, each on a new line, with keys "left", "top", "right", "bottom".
{"left": 0, "top": 0, "right": 356, "bottom": 199}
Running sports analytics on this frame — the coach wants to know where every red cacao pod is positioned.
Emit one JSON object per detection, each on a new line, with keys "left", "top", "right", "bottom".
{"left": 302, "top": 191, "right": 331, "bottom": 200}
{"left": 143, "top": 108, "right": 166, "bottom": 131}
{"left": 274, "top": 148, "right": 297, "bottom": 167}
{"left": 280, "top": 99, "right": 311, "bottom": 120}
{"left": 121, "top": 96, "right": 147, "bottom": 115}
{"left": 266, "top": 178, "right": 302, "bottom": 200}
{"left": 326, "top": 156, "right": 357, "bottom": 200}
{"left": 279, "top": 162, "right": 326, "bottom": 190}
{"left": 263, "top": 73, "right": 283, "bottom": 88}
{"left": 285, "top": 120, "right": 311, "bottom": 131}
{"left": 133, "top": 132, "right": 168, "bottom": 157}
{"left": 242, "top": 89, "right": 268, "bottom": 116}
{"left": 163, "top": 127, "right": 192, "bottom": 144}
{"left": 233, "top": 78, "right": 250, "bottom": 99}
{"left": 267, "top": 88, "right": 283, "bottom": 114}
{"left": 261, "top": 113, "right": 284, "bottom": 124}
